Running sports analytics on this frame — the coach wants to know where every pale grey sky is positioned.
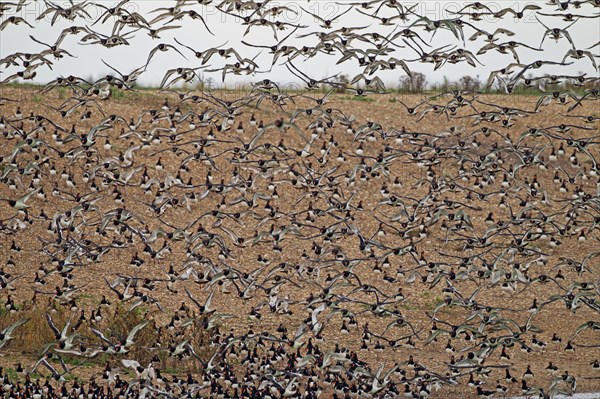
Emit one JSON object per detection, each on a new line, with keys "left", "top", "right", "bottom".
{"left": 1, "top": 1, "right": 598, "bottom": 88}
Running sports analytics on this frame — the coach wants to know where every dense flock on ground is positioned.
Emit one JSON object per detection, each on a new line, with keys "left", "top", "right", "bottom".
{"left": 0, "top": 0, "right": 599, "bottom": 398}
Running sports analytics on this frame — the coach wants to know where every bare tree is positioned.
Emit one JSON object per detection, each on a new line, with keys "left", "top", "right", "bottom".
{"left": 458, "top": 75, "right": 481, "bottom": 92}
{"left": 399, "top": 72, "right": 427, "bottom": 93}
{"left": 336, "top": 74, "right": 350, "bottom": 93}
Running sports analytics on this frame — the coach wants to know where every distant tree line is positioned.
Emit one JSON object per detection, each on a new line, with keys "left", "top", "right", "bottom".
{"left": 334, "top": 72, "right": 598, "bottom": 95}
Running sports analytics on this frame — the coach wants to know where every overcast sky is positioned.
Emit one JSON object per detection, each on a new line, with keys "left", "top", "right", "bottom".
{"left": 1, "top": 1, "right": 598, "bottom": 88}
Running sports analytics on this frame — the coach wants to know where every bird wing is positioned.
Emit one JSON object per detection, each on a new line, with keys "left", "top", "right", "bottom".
{"left": 125, "top": 321, "right": 149, "bottom": 346}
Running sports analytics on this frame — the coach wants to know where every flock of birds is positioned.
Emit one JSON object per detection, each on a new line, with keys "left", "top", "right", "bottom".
{"left": 0, "top": 0, "right": 600, "bottom": 398}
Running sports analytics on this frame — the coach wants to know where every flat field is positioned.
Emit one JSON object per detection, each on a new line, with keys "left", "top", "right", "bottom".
{"left": 0, "top": 86, "right": 598, "bottom": 398}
